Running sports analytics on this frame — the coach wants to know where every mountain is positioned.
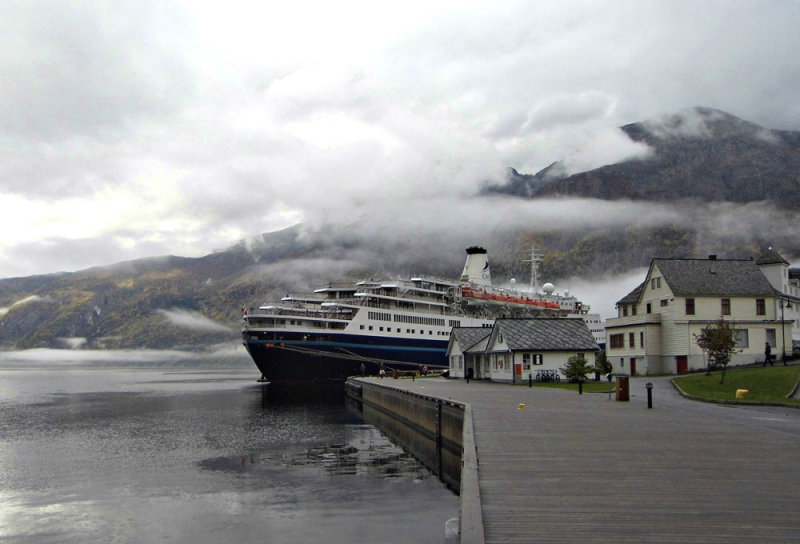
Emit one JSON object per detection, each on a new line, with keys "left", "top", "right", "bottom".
{"left": 0, "top": 228, "right": 314, "bottom": 350}
{"left": 2, "top": 107, "right": 799, "bottom": 351}
{"left": 490, "top": 107, "right": 800, "bottom": 206}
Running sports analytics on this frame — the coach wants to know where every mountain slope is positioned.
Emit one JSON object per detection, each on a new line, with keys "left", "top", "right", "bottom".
{"left": 492, "top": 107, "right": 800, "bottom": 206}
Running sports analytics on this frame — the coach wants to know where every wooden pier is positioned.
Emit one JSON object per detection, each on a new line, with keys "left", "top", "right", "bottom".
{"left": 349, "top": 376, "right": 800, "bottom": 543}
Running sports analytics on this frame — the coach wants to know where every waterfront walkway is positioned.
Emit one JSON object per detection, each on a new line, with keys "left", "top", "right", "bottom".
{"left": 359, "top": 376, "right": 800, "bottom": 543}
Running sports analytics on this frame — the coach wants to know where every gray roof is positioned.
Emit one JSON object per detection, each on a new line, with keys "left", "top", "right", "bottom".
{"left": 451, "top": 327, "right": 491, "bottom": 351}
{"left": 618, "top": 281, "right": 645, "bottom": 305}
{"left": 756, "top": 248, "right": 790, "bottom": 266}
{"left": 654, "top": 258, "right": 777, "bottom": 297}
{"left": 494, "top": 318, "right": 598, "bottom": 352}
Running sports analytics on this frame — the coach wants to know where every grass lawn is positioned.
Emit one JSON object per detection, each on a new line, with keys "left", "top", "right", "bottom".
{"left": 525, "top": 380, "right": 615, "bottom": 393}
{"left": 673, "top": 365, "right": 800, "bottom": 404}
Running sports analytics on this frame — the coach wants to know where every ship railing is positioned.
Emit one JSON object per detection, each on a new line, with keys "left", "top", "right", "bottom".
{"left": 410, "top": 274, "right": 461, "bottom": 288}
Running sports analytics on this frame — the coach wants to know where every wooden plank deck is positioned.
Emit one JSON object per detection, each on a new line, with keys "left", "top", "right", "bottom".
{"left": 368, "top": 376, "right": 800, "bottom": 543}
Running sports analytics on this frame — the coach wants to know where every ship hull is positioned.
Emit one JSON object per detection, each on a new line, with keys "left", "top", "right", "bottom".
{"left": 243, "top": 332, "right": 449, "bottom": 385}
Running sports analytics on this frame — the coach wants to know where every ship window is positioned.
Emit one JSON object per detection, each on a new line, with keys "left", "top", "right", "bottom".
{"left": 369, "top": 326, "right": 373, "bottom": 331}
{"left": 360, "top": 325, "right": 365, "bottom": 330}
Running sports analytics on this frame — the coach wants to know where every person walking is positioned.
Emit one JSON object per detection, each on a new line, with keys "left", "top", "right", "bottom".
{"left": 764, "top": 342, "right": 773, "bottom": 367}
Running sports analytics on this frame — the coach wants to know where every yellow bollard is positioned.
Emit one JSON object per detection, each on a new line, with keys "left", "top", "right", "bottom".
{"left": 735, "top": 389, "right": 748, "bottom": 399}
{"left": 518, "top": 403, "right": 525, "bottom": 410}
{"left": 420, "top": 387, "right": 425, "bottom": 392}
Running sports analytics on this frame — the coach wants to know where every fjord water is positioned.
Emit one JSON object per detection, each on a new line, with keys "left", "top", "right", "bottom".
{"left": 0, "top": 360, "right": 457, "bottom": 543}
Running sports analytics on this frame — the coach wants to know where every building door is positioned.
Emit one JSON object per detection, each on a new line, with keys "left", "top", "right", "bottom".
{"left": 676, "top": 355, "right": 688, "bottom": 374}
{"left": 630, "top": 358, "right": 637, "bottom": 376}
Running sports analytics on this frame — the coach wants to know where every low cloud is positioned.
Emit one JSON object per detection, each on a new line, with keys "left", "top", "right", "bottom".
{"left": 58, "top": 337, "right": 88, "bottom": 349}
{"left": 1, "top": 295, "right": 57, "bottom": 315}
{"left": 561, "top": 269, "right": 649, "bottom": 320}
{"left": 1, "top": 1, "right": 799, "bottom": 282}
{"left": 0, "top": 343, "right": 252, "bottom": 365}
{"left": 156, "top": 308, "right": 232, "bottom": 333}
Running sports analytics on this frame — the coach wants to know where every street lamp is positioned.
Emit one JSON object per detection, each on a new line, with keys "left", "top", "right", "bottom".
{"left": 782, "top": 298, "right": 793, "bottom": 365}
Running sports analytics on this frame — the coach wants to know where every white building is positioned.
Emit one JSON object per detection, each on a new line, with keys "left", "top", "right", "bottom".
{"left": 605, "top": 251, "right": 796, "bottom": 376}
{"left": 447, "top": 318, "right": 599, "bottom": 383}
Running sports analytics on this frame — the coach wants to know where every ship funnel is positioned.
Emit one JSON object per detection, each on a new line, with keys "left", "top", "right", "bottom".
{"left": 461, "top": 246, "right": 491, "bottom": 286}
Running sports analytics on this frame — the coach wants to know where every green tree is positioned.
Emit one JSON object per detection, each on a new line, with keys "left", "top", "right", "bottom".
{"left": 694, "top": 317, "right": 738, "bottom": 384}
{"left": 595, "top": 350, "right": 609, "bottom": 379}
{"left": 560, "top": 354, "right": 594, "bottom": 382}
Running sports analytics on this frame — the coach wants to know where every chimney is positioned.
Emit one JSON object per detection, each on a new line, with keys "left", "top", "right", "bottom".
{"left": 461, "top": 246, "right": 492, "bottom": 286}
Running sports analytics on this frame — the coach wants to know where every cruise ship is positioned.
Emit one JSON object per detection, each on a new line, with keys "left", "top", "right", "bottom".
{"left": 241, "top": 247, "right": 592, "bottom": 384}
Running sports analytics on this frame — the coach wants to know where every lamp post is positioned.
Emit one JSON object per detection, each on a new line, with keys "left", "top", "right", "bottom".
{"left": 781, "top": 298, "right": 793, "bottom": 365}
{"left": 646, "top": 382, "right": 653, "bottom": 409}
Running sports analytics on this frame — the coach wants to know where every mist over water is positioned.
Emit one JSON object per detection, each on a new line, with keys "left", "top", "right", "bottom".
{"left": 0, "top": 360, "right": 457, "bottom": 543}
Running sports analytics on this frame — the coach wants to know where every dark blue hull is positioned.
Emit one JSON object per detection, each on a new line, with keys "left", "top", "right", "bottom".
{"left": 242, "top": 331, "right": 448, "bottom": 384}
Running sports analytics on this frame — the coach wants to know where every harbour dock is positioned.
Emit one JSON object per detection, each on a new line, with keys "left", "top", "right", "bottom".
{"left": 348, "top": 376, "right": 800, "bottom": 543}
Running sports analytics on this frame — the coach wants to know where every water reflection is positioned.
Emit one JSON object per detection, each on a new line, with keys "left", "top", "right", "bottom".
{"left": 0, "top": 367, "right": 457, "bottom": 544}
{"left": 200, "top": 423, "right": 428, "bottom": 481}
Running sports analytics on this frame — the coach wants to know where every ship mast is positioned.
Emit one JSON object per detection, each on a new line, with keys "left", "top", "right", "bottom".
{"left": 521, "top": 245, "right": 545, "bottom": 294}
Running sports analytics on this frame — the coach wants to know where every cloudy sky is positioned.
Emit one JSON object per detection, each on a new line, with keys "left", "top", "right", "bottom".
{"left": 1, "top": 0, "right": 799, "bottom": 280}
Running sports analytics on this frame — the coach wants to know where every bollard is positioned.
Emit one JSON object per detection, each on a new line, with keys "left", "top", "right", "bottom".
{"left": 528, "top": 373, "right": 532, "bottom": 388}
{"left": 578, "top": 380, "right": 583, "bottom": 395}
{"left": 518, "top": 403, "right": 525, "bottom": 410}
{"left": 646, "top": 382, "right": 653, "bottom": 408}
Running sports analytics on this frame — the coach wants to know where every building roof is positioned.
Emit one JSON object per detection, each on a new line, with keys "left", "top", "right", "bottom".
{"left": 451, "top": 327, "right": 491, "bottom": 351}
{"left": 654, "top": 258, "right": 777, "bottom": 297}
{"left": 617, "top": 281, "right": 645, "bottom": 305}
{"left": 494, "top": 318, "right": 599, "bottom": 352}
{"left": 756, "top": 248, "right": 790, "bottom": 266}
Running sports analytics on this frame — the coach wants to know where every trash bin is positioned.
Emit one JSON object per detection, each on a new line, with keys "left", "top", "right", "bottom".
{"left": 615, "top": 376, "right": 630, "bottom": 401}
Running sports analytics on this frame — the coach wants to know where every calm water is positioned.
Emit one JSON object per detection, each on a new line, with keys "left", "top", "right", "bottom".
{"left": 0, "top": 361, "right": 457, "bottom": 543}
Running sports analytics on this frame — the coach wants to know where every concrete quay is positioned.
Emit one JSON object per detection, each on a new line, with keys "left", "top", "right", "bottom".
{"left": 352, "top": 376, "right": 800, "bottom": 543}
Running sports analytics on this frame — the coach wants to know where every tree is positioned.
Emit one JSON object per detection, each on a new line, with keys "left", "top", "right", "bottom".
{"left": 594, "top": 350, "right": 610, "bottom": 380}
{"left": 560, "top": 354, "right": 594, "bottom": 382}
{"left": 694, "top": 318, "right": 738, "bottom": 384}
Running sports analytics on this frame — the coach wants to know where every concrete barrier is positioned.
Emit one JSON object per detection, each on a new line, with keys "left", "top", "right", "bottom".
{"left": 346, "top": 378, "right": 486, "bottom": 543}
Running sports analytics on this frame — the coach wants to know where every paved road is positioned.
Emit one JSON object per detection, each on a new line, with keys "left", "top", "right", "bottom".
{"left": 369, "top": 376, "right": 800, "bottom": 543}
